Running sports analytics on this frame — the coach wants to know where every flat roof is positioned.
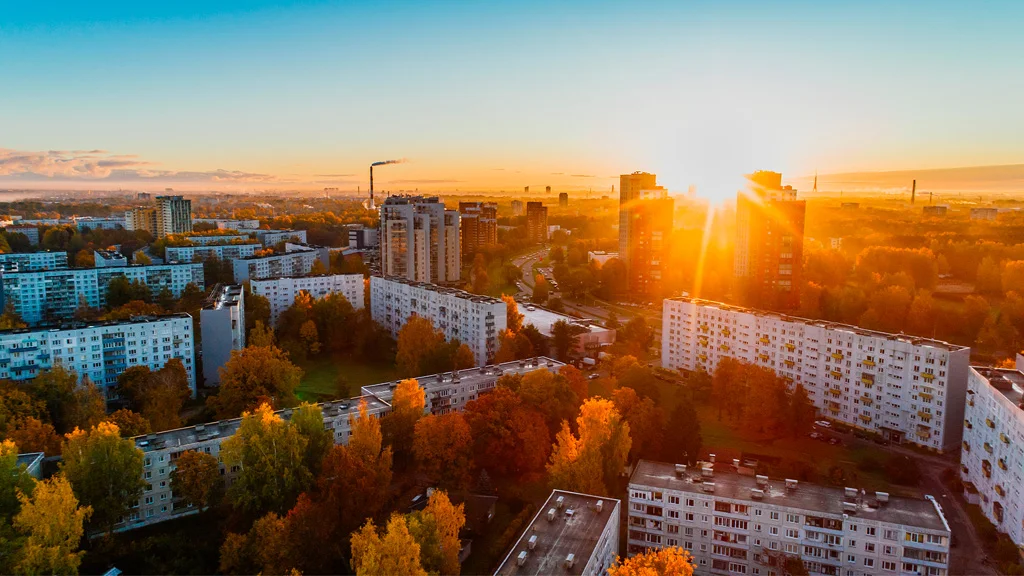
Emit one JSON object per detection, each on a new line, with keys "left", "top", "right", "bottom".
{"left": 235, "top": 248, "right": 315, "bottom": 261}
{"left": 375, "top": 275, "right": 503, "bottom": 305}
{"left": 519, "top": 306, "right": 610, "bottom": 337}
{"left": 667, "top": 296, "right": 967, "bottom": 352}
{"left": 494, "top": 489, "right": 619, "bottom": 576}
{"left": 251, "top": 272, "right": 362, "bottom": 283}
{"left": 360, "top": 357, "right": 563, "bottom": 402}
{"left": 0, "top": 313, "right": 192, "bottom": 336}
{"left": 630, "top": 460, "right": 948, "bottom": 532}
{"left": 971, "top": 366, "right": 1024, "bottom": 406}
{"left": 203, "top": 284, "right": 243, "bottom": 310}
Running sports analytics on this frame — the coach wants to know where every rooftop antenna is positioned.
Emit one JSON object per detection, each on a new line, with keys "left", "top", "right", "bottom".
{"left": 813, "top": 170, "right": 818, "bottom": 194}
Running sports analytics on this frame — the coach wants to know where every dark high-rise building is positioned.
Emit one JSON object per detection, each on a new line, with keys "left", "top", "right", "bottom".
{"left": 734, "top": 170, "right": 805, "bottom": 310}
{"left": 526, "top": 201, "right": 548, "bottom": 244}
{"left": 458, "top": 202, "right": 498, "bottom": 259}
{"left": 618, "top": 172, "right": 673, "bottom": 298}
{"left": 558, "top": 192, "right": 568, "bottom": 207}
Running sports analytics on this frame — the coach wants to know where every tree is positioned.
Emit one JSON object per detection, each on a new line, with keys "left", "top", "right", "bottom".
{"left": 220, "top": 403, "right": 312, "bottom": 516}
{"left": 619, "top": 316, "right": 655, "bottom": 359}
{"left": 60, "top": 421, "right": 145, "bottom": 533}
{"left": 133, "top": 250, "right": 152, "bottom": 265}
{"left": 502, "top": 294, "right": 523, "bottom": 333}
{"left": 413, "top": 413, "right": 473, "bottom": 490}
{"left": 517, "top": 369, "right": 580, "bottom": 434}
{"left": 139, "top": 359, "right": 191, "bottom": 431}
{"left": 105, "top": 276, "right": 135, "bottom": 308}
{"left": 663, "top": 403, "right": 702, "bottom": 465}
{"left": 219, "top": 512, "right": 292, "bottom": 575}
{"left": 0, "top": 302, "right": 27, "bottom": 330}
{"left": 463, "top": 387, "right": 550, "bottom": 479}
{"left": 103, "top": 300, "right": 166, "bottom": 320}
{"left": 550, "top": 320, "right": 587, "bottom": 361}
{"left": 612, "top": 387, "right": 665, "bottom": 462}
{"left": 406, "top": 490, "right": 466, "bottom": 576}
{"left": 209, "top": 345, "right": 303, "bottom": 418}
{"left": 396, "top": 315, "right": 445, "bottom": 377}
{"left": 382, "top": 379, "right": 426, "bottom": 461}
{"left": 606, "top": 311, "right": 621, "bottom": 330}
{"left": 310, "top": 259, "right": 328, "bottom": 275}
{"left": 608, "top": 546, "right": 694, "bottom": 576}
{"left": 493, "top": 329, "right": 518, "bottom": 364}
{"left": 244, "top": 293, "right": 272, "bottom": 341}
{"left": 471, "top": 254, "right": 489, "bottom": 294}
{"left": 453, "top": 343, "right": 476, "bottom": 370}
{"left": 350, "top": 514, "right": 427, "bottom": 576}
{"left": 107, "top": 409, "right": 151, "bottom": 437}
{"left": 291, "top": 402, "right": 332, "bottom": 476}
{"left": 532, "top": 276, "right": 550, "bottom": 304}
{"left": 176, "top": 282, "right": 207, "bottom": 313}
{"left": 0, "top": 440, "right": 36, "bottom": 518}
{"left": 13, "top": 475, "right": 91, "bottom": 576}
{"left": 547, "top": 398, "right": 631, "bottom": 496}
{"left": 171, "top": 450, "right": 223, "bottom": 510}
{"left": 29, "top": 365, "right": 103, "bottom": 434}
{"left": 248, "top": 320, "right": 275, "bottom": 348}
{"left": 711, "top": 357, "right": 743, "bottom": 421}
{"left": 559, "top": 365, "right": 589, "bottom": 401}
{"left": 976, "top": 256, "right": 1002, "bottom": 294}
{"left": 789, "top": 384, "right": 816, "bottom": 438}
{"left": 907, "top": 290, "right": 937, "bottom": 336}
{"left": 520, "top": 323, "right": 549, "bottom": 356}
{"left": 299, "top": 319, "right": 321, "bottom": 355}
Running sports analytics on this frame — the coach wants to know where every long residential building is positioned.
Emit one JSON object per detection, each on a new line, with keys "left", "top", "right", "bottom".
{"left": 191, "top": 218, "right": 261, "bottom": 230}
{"left": 0, "top": 251, "right": 68, "bottom": 271}
{"left": 231, "top": 249, "right": 318, "bottom": 283}
{"left": 200, "top": 285, "right": 245, "bottom": 386}
{"left": 370, "top": 276, "right": 504, "bottom": 366}
{"left": 165, "top": 243, "right": 259, "bottom": 263}
{"left": 251, "top": 273, "right": 364, "bottom": 325}
{"left": 121, "top": 357, "right": 561, "bottom": 531}
{"left": 1, "top": 264, "right": 205, "bottom": 325}
{"left": 662, "top": 297, "right": 970, "bottom": 452}
{"left": 181, "top": 233, "right": 253, "bottom": 246}
{"left": 252, "top": 229, "right": 307, "bottom": 247}
{"left": 379, "top": 196, "right": 460, "bottom": 284}
{"left": 628, "top": 459, "right": 951, "bottom": 576}
{"left": 960, "top": 366, "right": 1024, "bottom": 547}
{"left": 0, "top": 314, "right": 195, "bottom": 400}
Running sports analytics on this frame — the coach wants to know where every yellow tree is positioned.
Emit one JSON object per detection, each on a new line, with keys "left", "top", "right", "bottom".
{"left": 407, "top": 490, "right": 466, "bottom": 576}
{"left": 396, "top": 315, "right": 444, "bottom": 376}
{"left": 547, "top": 398, "right": 631, "bottom": 496}
{"left": 383, "top": 379, "right": 425, "bottom": 457}
{"left": 413, "top": 413, "right": 473, "bottom": 490}
{"left": 248, "top": 320, "right": 275, "bottom": 348}
{"left": 608, "top": 546, "right": 694, "bottom": 576}
{"left": 350, "top": 514, "right": 427, "bottom": 576}
{"left": 501, "top": 294, "right": 523, "bottom": 333}
{"left": 452, "top": 343, "right": 476, "bottom": 370}
{"left": 492, "top": 329, "right": 518, "bottom": 364}
{"left": 61, "top": 421, "right": 145, "bottom": 533}
{"left": 210, "top": 345, "right": 303, "bottom": 418}
{"left": 14, "top": 474, "right": 92, "bottom": 576}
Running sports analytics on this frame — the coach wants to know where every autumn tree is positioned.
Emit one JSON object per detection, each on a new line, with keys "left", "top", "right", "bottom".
{"left": 547, "top": 398, "right": 631, "bottom": 496}
{"left": 350, "top": 514, "right": 427, "bottom": 576}
{"left": 396, "top": 315, "right": 445, "bottom": 377}
{"left": 502, "top": 294, "right": 523, "bottom": 333}
{"left": 107, "top": 408, "right": 152, "bottom": 437}
{"left": 7, "top": 417, "right": 63, "bottom": 456}
{"left": 517, "top": 369, "right": 580, "bottom": 434}
{"left": 608, "top": 546, "right": 694, "bottom": 576}
{"left": 612, "top": 387, "right": 666, "bottom": 462}
{"left": 711, "top": 357, "right": 744, "bottom": 421}
{"left": 789, "top": 384, "right": 816, "bottom": 438}
{"left": 0, "top": 440, "right": 36, "bottom": 518}
{"left": 559, "top": 365, "right": 589, "bottom": 401}
{"left": 907, "top": 290, "right": 937, "bottom": 336}
{"left": 406, "top": 490, "right": 466, "bottom": 576}
{"left": 170, "top": 450, "right": 223, "bottom": 509}
{"left": 60, "top": 421, "right": 145, "bottom": 533}
{"left": 103, "top": 300, "right": 166, "bottom": 320}
{"left": 413, "top": 413, "right": 473, "bottom": 490}
{"left": 664, "top": 403, "right": 702, "bottom": 465}
{"left": 532, "top": 276, "right": 550, "bottom": 304}
{"left": 463, "top": 387, "right": 550, "bottom": 479}
{"left": 493, "top": 329, "right": 519, "bottom": 364}
{"left": 117, "top": 358, "right": 191, "bottom": 431}
{"left": 451, "top": 343, "right": 476, "bottom": 370}
{"left": 219, "top": 512, "right": 292, "bottom": 575}
{"left": 471, "top": 254, "right": 489, "bottom": 294}
{"left": 382, "top": 379, "right": 426, "bottom": 463}
{"left": 220, "top": 403, "right": 311, "bottom": 515}
{"left": 209, "top": 345, "right": 303, "bottom": 418}
{"left": 248, "top": 320, "right": 275, "bottom": 348}
{"left": 618, "top": 316, "right": 655, "bottom": 359}
{"left": 976, "top": 256, "right": 1002, "bottom": 294}
{"left": 13, "top": 475, "right": 92, "bottom": 576}
{"left": 244, "top": 292, "right": 272, "bottom": 341}
{"left": 29, "top": 365, "right": 104, "bottom": 434}
{"left": 1003, "top": 260, "right": 1024, "bottom": 295}
{"left": 291, "top": 402, "right": 333, "bottom": 475}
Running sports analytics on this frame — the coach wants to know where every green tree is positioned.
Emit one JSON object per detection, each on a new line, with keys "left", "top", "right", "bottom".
{"left": 550, "top": 320, "right": 587, "bottom": 362}
{"left": 663, "top": 403, "right": 702, "bottom": 465}
{"left": 60, "top": 421, "right": 145, "bottom": 533}
{"left": 0, "top": 440, "right": 36, "bottom": 518}
{"left": 13, "top": 475, "right": 91, "bottom": 576}
{"left": 30, "top": 365, "right": 104, "bottom": 434}
{"left": 291, "top": 402, "right": 332, "bottom": 476}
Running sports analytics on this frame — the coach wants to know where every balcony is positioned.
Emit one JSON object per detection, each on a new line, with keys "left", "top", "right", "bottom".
{"left": 919, "top": 391, "right": 933, "bottom": 401}
{"left": 721, "top": 328, "right": 731, "bottom": 337}
{"left": 986, "top": 418, "right": 995, "bottom": 429}
{"left": 827, "top": 402, "right": 841, "bottom": 413}
{"left": 719, "top": 344, "right": 730, "bottom": 352}
{"left": 828, "top": 388, "right": 841, "bottom": 397}
{"left": 984, "top": 442, "right": 993, "bottom": 454}
{"left": 830, "top": 370, "right": 842, "bottom": 378}
{"left": 861, "top": 395, "right": 873, "bottom": 406}
{"left": 917, "top": 429, "right": 932, "bottom": 440}
{"left": 1000, "top": 433, "right": 1010, "bottom": 445}
{"left": 758, "top": 353, "right": 769, "bottom": 362}
{"left": 922, "top": 372, "right": 936, "bottom": 381}
{"left": 832, "top": 352, "right": 844, "bottom": 361}
{"left": 784, "top": 360, "right": 795, "bottom": 368}
{"left": 785, "top": 343, "right": 795, "bottom": 352}
{"left": 862, "top": 359, "right": 875, "bottom": 367}
{"left": 918, "top": 411, "right": 932, "bottom": 422}
{"left": 998, "top": 459, "right": 1008, "bottom": 472}
{"left": 861, "top": 376, "right": 874, "bottom": 387}
{"left": 699, "top": 324, "right": 710, "bottom": 334}
{"left": 963, "top": 441, "right": 970, "bottom": 452}
{"left": 759, "top": 336, "right": 770, "bottom": 345}
{"left": 964, "top": 419, "right": 972, "bottom": 430}
{"left": 996, "top": 484, "right": 1006, "bottom": 497}
{"left": 859, "top": 414, "right": 872, "bottom": 423}
{"left": 698, "top": 353, "right": 708, "bottom": 362}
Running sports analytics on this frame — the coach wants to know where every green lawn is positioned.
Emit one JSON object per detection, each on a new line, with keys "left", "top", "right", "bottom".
{"left": 296, "top": 356, "right": 399, "bottom": 402}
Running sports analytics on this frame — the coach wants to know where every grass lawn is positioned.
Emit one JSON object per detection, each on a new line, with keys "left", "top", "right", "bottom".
{"left": 296, "top": 356, "right": 399, "bottom": 402}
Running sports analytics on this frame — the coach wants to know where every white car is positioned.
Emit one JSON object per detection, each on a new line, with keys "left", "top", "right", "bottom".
{"left": 814, "top": 420, "right": 832, "bottom": 428}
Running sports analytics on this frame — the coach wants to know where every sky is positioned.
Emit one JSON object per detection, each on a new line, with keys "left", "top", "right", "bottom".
{"left": 2, "top": 0, "right": 1023, "bottom": 201}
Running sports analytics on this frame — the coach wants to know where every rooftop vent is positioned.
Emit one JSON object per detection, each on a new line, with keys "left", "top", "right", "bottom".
{"left": 675, "top": 464, "right": 687, "bottom": 477}
{"left": 596, "top": 500, "right": 604, "bottom": 513}
{"left": 565, "top": 508, "right": 575, "bottom": 518}
{"left": 785, "top": 479, "right": 798, "bottom": 491}
{"left": 876, "top": 491, "right": 890, "bottom": 504}
{"left": 733, "top": 458, "right": 741, "bottom": 468}
{"left": 751, "top": 488, "right": 764, "bottom": 500}
{"left": 547, "top": 508, "right": 556, "bottom": 522}
{"left": 844, "top": 487, "right": 858, "bottom": 498}
{"left": 517, "top": 551, "right": 528, "bottom": 567}
{"left": 528, "top": 535, "right": 538, "bottom": 550}
{"left": 564, "top": 553, "right": 575, "bottom": 569}
{"left": 756, "top": 475, "right": 769, "bottom": 486}
{"left": 702, "top": 482, "right": 716, "bottom": 493}
{"left": 556, "top": 495, "right": 565, "bottom": 509}
{"left": 709, "top": 453, "right": 716, "bottom": 463}
{"left": 701, "top": 466, "right": 713, "bottom": 478}
{"left": 842, "top": 501, "right": 858, "bottom": 514}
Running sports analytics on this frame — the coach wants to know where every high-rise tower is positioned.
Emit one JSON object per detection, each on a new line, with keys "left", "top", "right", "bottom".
{"left": 619, "top": 172, "right": 673, "bottom": 298}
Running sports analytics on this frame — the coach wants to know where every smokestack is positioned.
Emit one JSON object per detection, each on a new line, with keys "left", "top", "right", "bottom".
{"left": 369, "top": 160, "right": 404, "bottom": 209}
{"left": 911, "top": 179, "right": 916, "bottom": 205}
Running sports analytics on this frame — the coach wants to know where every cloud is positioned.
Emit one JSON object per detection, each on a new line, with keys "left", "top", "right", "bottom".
{"left": 314, "top": 173, "right": 356, "bottom": 178}
{"left": 571, "top": 174, "right": 597, "bottom": 178}
{"left": 389, "top": 179, "right": 465, "bottom": 184}
{"left": 550, "top": 172, "right": 565, "bottom": 175}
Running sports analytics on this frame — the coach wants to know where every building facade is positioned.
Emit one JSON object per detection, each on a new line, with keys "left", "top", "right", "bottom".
{"left": 155, "top": 195, "right": 193, "bottom": 237}
{"left": 200, "top": 285, "right": 245, "bottom": 386}
{"left": 734, "top": 171, "right": 806, "bottom": 310}
{"left": 191, "top": 218, "right": 261, "bottom": 230}
{"left": 458, "top": 202, "right": 498, "bottom": 260}
{"left": 252, "top": 229, "right": 307, "bottom": 247}
{"left": 370, "top": 276, "right": 505, "bottom": 366}
{"left": 0, "top": 251, "right": 68, "bottom": 271}
{"left": 94, "top": 250, "right": 128, "bottom": 267}
{"left": 4, "top": 225, "right": 39, "bottom": 246}
{"left": 125, "top": 208, "right": 159, "bottom": 236}
{"left": 662, "top": 297, "right": 970, "bottom": 451}
{"left": 526, "top": 201, "right": 548, "bottom": 244}
{"left": 348, "top": 227, "right": 379, "bottom": 249}
{"left": 495, "top": 489, "right": 620, "bottom": 576}
{"left": 0, "top": 314, "right": 195, "bottom": 400}
{"left": 511, "top": 200, "right": 524, "bottom": 216}
{"left": 628, "top": 460, "right": 951, "bottom": 576}
{"left": 558, "top": 192, "right": 569, "bottom": 207}
{"left": 251, "top": 273, "right": 364, "bottom": 325}
{"left": 165, "top": 243, "right": 259, "bottom": 263}
{"left": 618, "top": 172, "right": 673, "bottom": 298}
{"left": 182, "top": 233, "right": 254, "bottom": 246}
{"left": 379, "top": 196, "right": 460, "bottom": 284}
{"left": 231, "top": 249, "right": 319, "bottom": 283}
{"left": 1, "top": 264, "right": 205, "bottom": 325}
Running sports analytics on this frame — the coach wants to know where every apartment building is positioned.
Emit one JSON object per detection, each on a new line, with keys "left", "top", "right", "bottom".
{"left": 250, "top": 273, "right": 364, "bottom": 325}
{"left": 0, "top": 251, "right": 68, "bottom": 271}
{"left": 165, "top": 243, "right": 259, "bottom": 263}
{"left": 458, "top": 202, "right": 498, "bottom": 260}
{"left": 71, "top": 216, "right": 126, "bottom": 231}
{"left": 379, "top": 196, "right": 461, "bottom": 284}
{"left": 155, "top": 196, "right": 193, "bottom": 237}
{"left": 348, "top": 227, "right": 379, "bottom": 250}
{"left": 662, "top": 297, "right": 970, "bottom": 452}
{"left": 960, "top": 367, "right": 1024, "bottom": 546}
{"left": 494, "top": 489, "right": 620, "bottom": 576}
{"left": 284, "top": 242, "right": 331, "bottom": 270}
{"left": 0, "top": 314, "right": 195, "bottom": 399}
{"left": 628, "top": 460, "right": 951, "bottom": 576}
{"left": 3, "top": 225, "right": 39, "bottom": 246}
{"left": 125, "top": 207, "right": 158, "bottom": 236}
{"left": 511, "top": 200, "right": 524, "bottom": 216}
{"left": 252, "top": 229, "right": 307, "bottom": 247}
{"left": 1, "top": 264, "right": 205, "bottom": 325}
{"left": 519, "top": 304, "right": 615, "bottom": 358}
{"left": 182, "top": 233, "right": 253, "bottom": 246}
{"left": 200, "top": 285, "right": 245, "bottom": 386}
{"left": 120, "top": 357, "right": 561, "bottom": 531}
{"left": 94, "top": 249, "right": 128, "bottom": 268}
{"left": 231, "top": 249, "right": 318, "bottom": 283}
{"left": 618, "top": 172, "right": 673, "bottom": 298}
{"left": 191, "top": 218, "right": 261, "bottom": 230}
{"left": 526, "top": 201, "right": 548, "bottom": 244}
{"left": 370, "top": 276, "right": 505, "bottom": 366}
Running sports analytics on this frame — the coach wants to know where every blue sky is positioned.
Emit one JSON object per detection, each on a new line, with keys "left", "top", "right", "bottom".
{"left": 2, "top": 1, "right": 1022, "bottom": 198}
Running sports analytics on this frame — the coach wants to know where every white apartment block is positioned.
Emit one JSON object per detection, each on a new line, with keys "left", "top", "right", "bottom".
{"left": 252, "top": 229, "right": 307, "bottom": 247}
{"left": 120, "top": 357, "right": 561, "bottom": 532}
{"left": 662, "top": 297, "right": 970, "bottom": 452}
{"left": 960, "top": 367, "right": 1024, "bottom": 546}
{"left": 379, "top": 196, "right": 460, "bottom": 284}
{"left": 0, "top": 251, "right": 68, "bottom": 271}
{"left": 495, "top": 489, "right": 620, "bottom": 576}
{"left": 1, "top": 264, "right": 205, "bottom": 325}
{"left": 231, "top": 249, "right": 318, "bottom": 283}
{"left": 155, "top": 195, "right": 192, "bottom": 237}
{"left": 200, "top": 285, "right": 245, "bottom": 386}
{"left": 94, "top": 249, "right": 128, "bottom": 268}
{"left": 0, "top": 314, "right": 195, "bottom": 400}
{"left": 191, "top": 218, "right": 261, "bottom": 230}
{"left": 628, "top": 460, "right": 951, "bottom": 576}
{"left": 370, "top": 276, "right": 504, "bottom": 366}
{"left": 183, "top": 234, "right": 253, "bottom": 246}
{"left": 250, "top": 273, "right": 364, "bottom": 326}
{"left": 165, "top": 243, "right": 259, "bottom": 263}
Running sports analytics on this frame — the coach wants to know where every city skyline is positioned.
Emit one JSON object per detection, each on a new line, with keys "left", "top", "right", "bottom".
{"left": 3, "top": 1, "right": 1024, "bottom": 201}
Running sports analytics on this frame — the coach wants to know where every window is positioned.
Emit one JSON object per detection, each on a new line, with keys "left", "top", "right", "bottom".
{"left": 882, "top": 561, "right": 897, "bottom": 571}
{"left": 864, "top": 558, "right": 875, "bottom": 568}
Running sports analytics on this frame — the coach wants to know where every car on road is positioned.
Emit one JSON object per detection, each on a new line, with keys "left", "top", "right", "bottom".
{"left": 814, "top": 420, "right": 831, "bottom": 428}
{"left": 809, "top": 432, "right": 822, "bottom": 440}
{"left": 588, "top": 373, "right": 601, "bottom": 380}
{"left": 526, "top": 305, "right": 536, "bottom": 311}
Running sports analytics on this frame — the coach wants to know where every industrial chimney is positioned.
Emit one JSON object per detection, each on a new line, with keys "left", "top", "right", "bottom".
{"left": 911, "top": 180, "right": 916, "bottom": 205}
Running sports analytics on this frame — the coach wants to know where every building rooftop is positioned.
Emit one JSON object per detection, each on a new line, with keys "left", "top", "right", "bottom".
{"left": 375, "top": 275, "right": 503, "bottom": 305}
{"left": 971, "top": 366, "right": 1024, "bottom": 406}
{"left": 16, "top": 452, "right": 44, "bottom": 470}
{"left": 251, "top": 272, "right": 362, "bottom": 283}
{"left": 1, "top": 262, "right": 199, "bottom": 276}
{"left": 0, "top": 313, "right": 193, "bottom": 336}
{"left": 667, "top": 296, "right": 968, "bottom": 352}
{"left": 494, "top": 489, "right": 620, "bottom": 576}
{"left": 630, "top": 460, "right": 949, "bottom": 533}
{"left": 94, "top": 249, "right": 126, "bottom": 260}
{"left": 519, "top": 305, "right": 610, "bottom": 338}
{"left": 235, "top": 248, "right": 315, "bottom": 261}
{"left": 203, "top": 284, "right": 243, "bottom": 310}
{"left": 360, "top": 357, "right": 563, "bottom": 403}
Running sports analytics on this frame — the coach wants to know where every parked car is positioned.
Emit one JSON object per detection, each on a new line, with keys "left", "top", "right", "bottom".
{"left": 588, "top": 373, "right": 601, "bottom": 380}
{"left": 810, "top": 432, "right": 822, "bottom": 440}
{"left": 814, "top": 420, "right": 832, "bottom": 428}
